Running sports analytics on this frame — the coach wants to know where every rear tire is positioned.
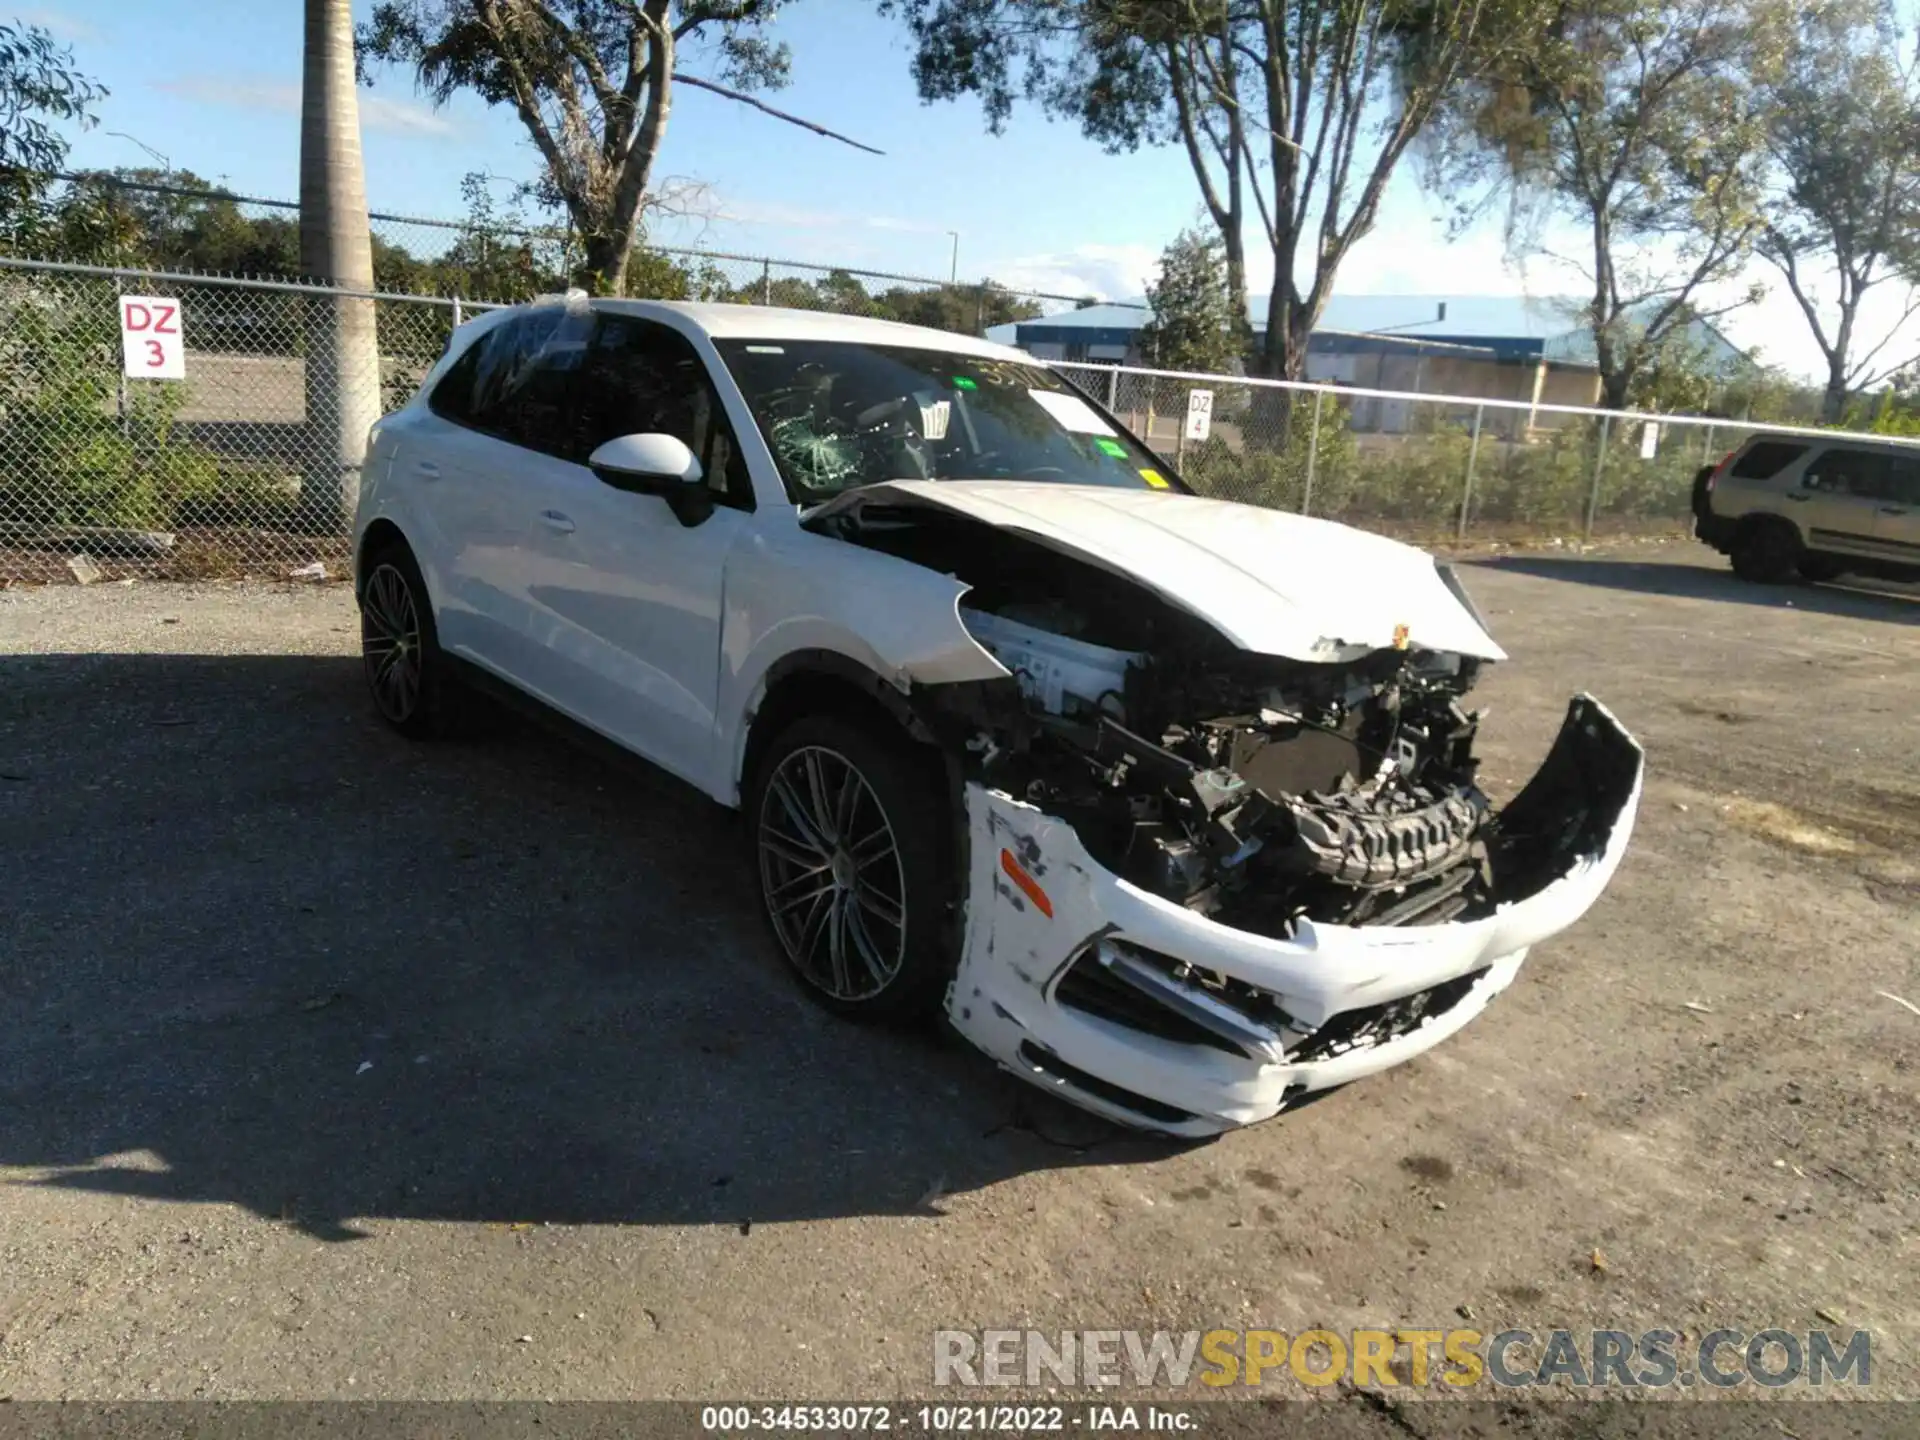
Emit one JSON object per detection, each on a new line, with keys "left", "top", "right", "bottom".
{"left": 745, "top": 713, "right": 957, "bottom": 1023}
{"left": 1730, "top": 519, "right": 1800, "bottom": 583}
{"left": 358, "top": 542, "right": 456, "bottom": 738}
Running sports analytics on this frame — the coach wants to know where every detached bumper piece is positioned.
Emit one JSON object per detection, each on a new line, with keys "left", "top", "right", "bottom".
{"left": 948, "top": 696, "right": 1644, "bottom": 1136}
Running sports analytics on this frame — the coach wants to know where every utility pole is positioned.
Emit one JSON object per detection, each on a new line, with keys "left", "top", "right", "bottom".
{"left": 947, "top": 231, "right": 960, "bottom": 285}
{"left": 298, "top": 0, "right": 382, "bottom": 534}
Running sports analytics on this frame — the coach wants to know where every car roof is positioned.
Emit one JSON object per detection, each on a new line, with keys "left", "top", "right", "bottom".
{"left": 581, "top": 297, "right": 1036, "bottom": 362}
{"left": 1741, "top": 431, "right": 1919, "bottom": 457}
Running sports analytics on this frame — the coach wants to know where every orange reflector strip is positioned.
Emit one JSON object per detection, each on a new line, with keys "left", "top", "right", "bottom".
{"left": 999, "top": 848, "right": 1054, "bottom": 918}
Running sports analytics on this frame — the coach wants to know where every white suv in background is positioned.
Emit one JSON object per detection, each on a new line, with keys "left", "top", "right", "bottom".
{"left": 353, "top": 295, "right": 1642, "bottom": 1136}
{"left": 1695, "top": 433, "right": 1920, "bottom": 583}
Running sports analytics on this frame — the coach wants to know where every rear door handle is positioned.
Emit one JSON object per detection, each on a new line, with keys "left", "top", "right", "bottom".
{"left": 1785, "top": 493, "right": 1811, "bottom": 502}
{"left": 413, "top": 459, "right": 441, "bottom": 479}
{"left": 540, "top": 509, "right": 576, "bottom": 534}
{"left": 1879, "top": 506, "right": 1908, "bottom": 515}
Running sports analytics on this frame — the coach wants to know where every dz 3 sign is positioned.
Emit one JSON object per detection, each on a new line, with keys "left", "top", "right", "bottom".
{"left": 120, "top": 295, "right": 186, "bottom": 380}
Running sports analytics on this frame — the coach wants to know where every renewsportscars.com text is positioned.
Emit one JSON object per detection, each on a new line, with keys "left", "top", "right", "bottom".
{"left": 932, "top": 1328, "right": 1872, "bottom": 1390}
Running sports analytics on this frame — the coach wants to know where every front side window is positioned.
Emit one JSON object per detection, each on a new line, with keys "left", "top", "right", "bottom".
{"left": 566, "top": 315, "right": 752, "bottom": 507}
{"left": 711, "top": 339, "right": 1179, "bottom": 504}
{"left": 1887, "top": 457, "right": 1920, "bottom": 505}
{"left": 1807, "top": 447, "right": 1896, "bottom": 500}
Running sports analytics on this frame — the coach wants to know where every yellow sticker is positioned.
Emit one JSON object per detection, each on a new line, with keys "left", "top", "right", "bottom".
{"left": 1139, "top": 469, "right": 1170, "bottom": 490}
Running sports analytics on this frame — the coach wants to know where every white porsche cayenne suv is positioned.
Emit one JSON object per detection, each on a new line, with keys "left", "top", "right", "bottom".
{"left": 354, "top": 295, "right": 1643, "bottom": 1136}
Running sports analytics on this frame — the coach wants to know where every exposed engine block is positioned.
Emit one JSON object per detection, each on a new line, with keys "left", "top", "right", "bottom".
{"left": 1279, "top": 785, "right": 1482, "bottom": 890}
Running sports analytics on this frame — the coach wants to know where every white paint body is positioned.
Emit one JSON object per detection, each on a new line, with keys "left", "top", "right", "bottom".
{"left": 356, "top": 298, "right": 1641, "bottom": 1135}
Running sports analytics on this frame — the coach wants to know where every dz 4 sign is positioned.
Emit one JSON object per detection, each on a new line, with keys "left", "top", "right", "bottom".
{"left": 1183, "top": 388, "right": 1214, "bottom": 442}
{"left": 120, "top": 295, "right": 186, "bottom": 379}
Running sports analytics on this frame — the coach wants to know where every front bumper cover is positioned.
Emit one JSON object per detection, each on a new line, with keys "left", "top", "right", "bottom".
{"left": 946, "top": 696, "right": 1644, "bottom": 1136}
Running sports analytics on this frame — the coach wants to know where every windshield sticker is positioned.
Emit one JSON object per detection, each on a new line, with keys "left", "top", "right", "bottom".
{"left": 951, "top": 376, "right": 978, "bottom": 390}
{"left": 1094, "top": 437, "right": 1128, "bottom": 458}
{"left": 918, "top": 399, "right": 952, "bottom": 441}
{"left": 745, "top": 344, "right": 785, "bottom": 354}
{"left": 1028, "top": 388, "right": 1116, "bottom": 436}
{"left": 1139, "top": 469, "right": 1171, "bottom": 489}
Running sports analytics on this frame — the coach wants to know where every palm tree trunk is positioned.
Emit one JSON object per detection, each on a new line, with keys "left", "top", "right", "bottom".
{"left": 298, "top": 0, "right": 381, "bottom": 534}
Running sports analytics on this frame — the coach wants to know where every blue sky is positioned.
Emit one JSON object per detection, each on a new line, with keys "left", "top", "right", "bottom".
{"left": 21, "top": 0, "right": 1898, "bottom": 380}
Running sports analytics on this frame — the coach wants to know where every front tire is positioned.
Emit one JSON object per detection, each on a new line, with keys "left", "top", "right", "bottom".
{"left": 746, "top": 714, "right": 956, "bottom": 1023}
{"left": 1730, "top": 519, "right": 1800, "bottom": 583}
{"left": 1797, "top": 554, "right": 1845, "bottom": 583}
{"left": 358, "top": 544, "right": 453, "bottom": 738}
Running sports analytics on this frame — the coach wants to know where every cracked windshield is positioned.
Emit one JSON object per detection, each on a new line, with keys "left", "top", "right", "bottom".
{"left": 712, "top": 340, "right": 1181, "bottom": 503}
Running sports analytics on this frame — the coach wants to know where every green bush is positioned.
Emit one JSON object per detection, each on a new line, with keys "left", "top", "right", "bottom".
{"left": 0, "top": 277, "right": 237, "bottom": 535}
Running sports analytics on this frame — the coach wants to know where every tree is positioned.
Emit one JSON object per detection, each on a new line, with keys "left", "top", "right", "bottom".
{"left": 301, "top": 0, "right": 383, "bottom": 532}
{"left": 1441, "top": 0, "right": 1783, "bottom": 409}
{"left": 1138, "top": 226, "right": 1238, "bottom": 372}
{"left": 359, "top": 0, "right": 882, "bottom": 295}
{"left": 0, "top": 21, "right": 106, "bottom": 245}
{"left": 883, "top": 0, "right": 1540, "bottom": 399}
{"left": 1756, "top": 2, "right": 1920, "bottom": 422}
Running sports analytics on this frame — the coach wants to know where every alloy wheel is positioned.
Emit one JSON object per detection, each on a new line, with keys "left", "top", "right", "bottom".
{"left": 361, "top": 562, "right": 424, "bottom": 723}
{"left": 756, "top": 745, "right": 908, "bottom": 1001}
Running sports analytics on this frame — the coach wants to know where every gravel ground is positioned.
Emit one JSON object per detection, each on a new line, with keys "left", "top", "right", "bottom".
{"left": 1, "top": 543, "right": 1916, "bottom": 1420}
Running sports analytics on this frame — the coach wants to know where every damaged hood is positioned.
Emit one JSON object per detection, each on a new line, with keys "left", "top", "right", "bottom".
{"left": 807, "top": 481, "right": 1507, "bottom": 664}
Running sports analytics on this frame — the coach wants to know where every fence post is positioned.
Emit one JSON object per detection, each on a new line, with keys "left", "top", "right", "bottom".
{"left": 112, "top": 273, "right": 129, "bottom": 439}
{"left": 760, "top": 259, "right": 772, "bottom": 305}
{"left": 1458, "top": 403, "right": 1484, "bottom": 544}
{"left": 450, "top": 294, "right": 462, "bottom": 328}
{"left": 1703, "top": 422, "right": 1716, "bottom": 465}
{"left": 1584, "top": 414, "right": 1613, "bottom": 542}
{"left": 1106, "top": 366, "right": 1118, "bottom": 412}
{"left": 1176, "top": 395, "right": 1188, "bottom": 472}
{"left": 1301, "top": 389, "right": 1324, "bottom": 516}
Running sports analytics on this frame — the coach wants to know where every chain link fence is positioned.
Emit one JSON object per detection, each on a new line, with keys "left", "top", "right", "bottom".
{"left": 4, "top": 251, "right": 1903, "bottom": 586}
{"left": 0, "top": 256, "right": 499, "bottom": 583}
{"left": 1055, "top": 360, "right": 1917, "bottom": 548}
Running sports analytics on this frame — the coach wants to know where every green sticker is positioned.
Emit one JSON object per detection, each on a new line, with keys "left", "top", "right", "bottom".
{"left": 952, "top": 376, "right": 978, "bottom": 390}
{"left": 1095, "top": 437, "right": 1128, "bottom": 458}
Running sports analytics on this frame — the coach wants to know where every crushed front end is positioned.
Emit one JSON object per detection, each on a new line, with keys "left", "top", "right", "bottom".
{"left": 809, "top": 493, "right": 1643, "bottom": 1135}
{"left": 932, "top": 603, "right": 1641, "bottom": 1137}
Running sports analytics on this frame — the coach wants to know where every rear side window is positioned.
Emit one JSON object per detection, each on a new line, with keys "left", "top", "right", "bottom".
{"left": 427, "top": 307, "right": 593, "bottom": 456}
{"left": 1729, "top": 440, "right": 1806, "bottom": 479}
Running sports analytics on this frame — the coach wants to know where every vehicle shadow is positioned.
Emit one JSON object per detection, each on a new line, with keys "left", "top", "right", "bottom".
{"left": 0, "top": 651, "right": 1180, "bottom": 1242}
{"left": 1466, "top": 554, "right": 1920, "bottom": 622}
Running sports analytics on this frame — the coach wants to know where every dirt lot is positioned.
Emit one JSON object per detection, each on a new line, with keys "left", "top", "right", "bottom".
{"left": 1, "top": 542, "right": 1916, "bottom": 1418}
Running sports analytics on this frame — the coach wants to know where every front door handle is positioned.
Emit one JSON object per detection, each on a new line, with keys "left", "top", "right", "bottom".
{"left": 413, "top": 460, "right": 441, "bottom": 480}
{"left": 540, "top": 509, "right": 576, "bottom": 534}
{"left": 1785, "top": 493, "right": 1811, "bottom": 502}
{"left": 1879, "top": 506, "right": 1909, "bottom": 516}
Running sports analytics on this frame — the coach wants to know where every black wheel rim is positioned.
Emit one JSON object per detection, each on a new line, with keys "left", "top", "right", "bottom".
{"left": 756, "top": 745, "right": 907, "bottom": 1001}
{"left": 361, "top": 563, "right": 423, "bottom": 723}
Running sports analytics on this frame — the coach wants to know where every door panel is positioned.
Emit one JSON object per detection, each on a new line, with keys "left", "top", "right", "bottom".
{"left": 1797, "top": 447, "right": 1894, "bottom": 559}
{"left": 1869, "top": 456, "right": 1920, "bottom": 563}
{"left": 425, "top": 307, "right": 596, "bottom": 687}
{"left": 509, "top": 311, "right": 758, "bottom": 791}
{"left": 526, "top": 479, "right": 749, "bottom": 786}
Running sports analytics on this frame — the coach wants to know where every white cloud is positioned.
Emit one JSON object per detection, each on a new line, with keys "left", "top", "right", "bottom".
{"left": 991, "top": 242, "right": 1162, "bottom": 302}
{"left": 155, "top": 77, "right": 457, "bottom": 138}
{"left": 10, "top": 7, "right": 97, "bottom": 42}
{"left": 713, "top": 197, "right": 950, "bottom": 237}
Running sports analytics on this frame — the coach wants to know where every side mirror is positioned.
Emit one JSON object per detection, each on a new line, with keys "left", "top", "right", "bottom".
{"left": 587, "top": 433, "right": 713, "bottom": 527}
